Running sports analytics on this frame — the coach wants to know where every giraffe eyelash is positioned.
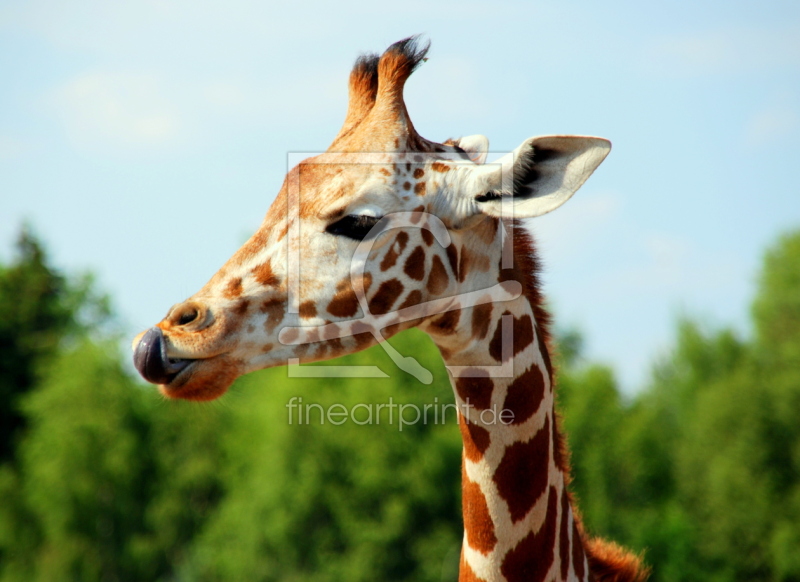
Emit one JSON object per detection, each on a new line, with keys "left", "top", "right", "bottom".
{"left": 325, "top": 214, "right": 383, "bottom": 241}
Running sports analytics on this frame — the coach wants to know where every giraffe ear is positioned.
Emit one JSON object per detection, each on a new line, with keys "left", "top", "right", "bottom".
{"left": 455, "top": 134, "right": 489, "bottom": 164}
{"left": 472, "top": 135, "right": 611, "bottom": 218}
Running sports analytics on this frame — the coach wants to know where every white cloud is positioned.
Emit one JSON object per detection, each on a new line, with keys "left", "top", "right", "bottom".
{"left": 52, "top": 72, "right": 181, "bottom": 149}
{"left": 203, "top": 82, "right": 249, "bottom": 108}
{"left": 0, "top": 136, "right": 29, "bottom": 159}
{"left": 610, "top": 233, "right": 741, "bottom": 300}
{"left": 745, "top": 101, "right": 799, "bottom": 145}
{"left": 645, "top": 24, "right": 800, "bottom": 76}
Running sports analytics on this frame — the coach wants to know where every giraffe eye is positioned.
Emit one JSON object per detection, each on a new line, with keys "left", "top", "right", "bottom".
{"left": 325, "top": 214, "right": 382, "bottom": 241}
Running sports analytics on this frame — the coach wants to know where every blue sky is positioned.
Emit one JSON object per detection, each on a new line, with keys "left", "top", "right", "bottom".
{"left": 1, "top": 0, "right": 798, "bottom": 392}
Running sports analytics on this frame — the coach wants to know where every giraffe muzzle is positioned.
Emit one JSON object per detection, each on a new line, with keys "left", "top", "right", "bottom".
{"left": 133, "top": 327, "right": 193, "bottom": 385}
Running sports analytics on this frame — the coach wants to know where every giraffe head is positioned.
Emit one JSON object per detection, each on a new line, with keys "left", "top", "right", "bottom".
{"left": 132, "top": 37, "right": 610, "bottom": 401}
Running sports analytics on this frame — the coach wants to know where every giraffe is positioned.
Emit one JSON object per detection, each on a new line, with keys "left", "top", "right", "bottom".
{"left": 133, "top": 37, "right": 649, "bottom": 582}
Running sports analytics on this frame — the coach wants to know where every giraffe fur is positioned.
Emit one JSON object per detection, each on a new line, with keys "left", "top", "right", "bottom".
{"left": 133, "top": 35, "right": 648, "bottom": 582}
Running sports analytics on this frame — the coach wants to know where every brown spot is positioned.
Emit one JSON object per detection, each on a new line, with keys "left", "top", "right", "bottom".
{"left": 421, "top": 228, "right": 434, "bottom": 246}
{"left": 398, "top": 289, "right": 423, "bottom": 310}
{"left": 404, "top": 246, "right": 426, "bottom": 281}
{"left": 260, "top": 298, "right": 284, "bottom": 333}
{"left": 488, "top": 312, "right": 534, "bottom": 362}
{"left": 471, "top": 303, "right": 492, "bottom": 340}
{"left": 501, "top": 486, "right": 558, "bottom": 582}
{"left": 445, "top": 244, "right": 459, "bottom": 278}
{"left": 406, "top": 162, "right": 412, "bottom": 172}
{"left": 477, "top": 218, "right": 499, "bottom": 244}
{"left": 414, "top": 154, "right": 424, "bottom": 163}
{"left": 368, "top": 279, "right": 404, "bottom": 315}
{"left": 233, "top": 299, "right": 250, "bottom": 316}
{"left": 261, "top": 343, "right": 274, "bottom": 353}
{"left": 502, "top": 365, "right": 545, "bottom": 424}
{"left": 560, "top": 488, "right": 571, "bottom": 580}
{"left": 403, "top": 181, "right": 411, "bottom": 191}
{"left": 493, "top": 416, "right": 550, "bottom": 523}
{"left": 455, "top": 370, "right": 494, "bottom": 410}
{"left": 410, "top": 205, "right": 425, "bottom": 224}
{"left": 383, "top": 289, "right": 427, "bottom": 337}
{"left": 276, "top": 222, "right": 290, "bottom": 242}
{"left": 327, "top": 280, "right": 362, "bottom": 318}
{"left": 304, "top": 327, "right": 320, "bottom": 344}
{"left": 351, "top": 321, "right": 374, "bottom": 349}
{"left": 224, "top": 277, "right": 243, "bottom": 298}
{"left": 380, "top": 231, "right": 409, "bottom": 271}
{"left": 281, "top": 327, "right": 299, "bottom": 344}
{"left": 432, "top": 161, "right": 451, "bottom": 173}
{"left": 459, "top": 413, "right": 491, "bottom": 461}
{"left": 327, "top": 289, "right": 359, "bottom": 318}
{"left": 573, "top": 520, "right": 585, "bottom": 579}
{"left": 314, "top": 342, "right": 329, "bottom": 360}
{"left": 463, "top": 474, "right": 497, "bottom": 555}
{"left": 413, "top": 167, "right": 425, "bottom": 179}
{"left": 321, "top": 322, "right": 340, "bottom": 340}
{"left": 252, "top": 261, "right": 279, "bottom": 287}
{"left": 427, "top": 255, "right": 448, "bottom": 295}
{"left": 299, "top": 301, "right": 317, "bottom": 319}
{"left": 458, "top": 248, "right": 470, "bottom": 283}
{"left": 414, "top": 182, "right": 426, "bottom": 196}
{"left": 294, "top": 342, "right": 310, "bottom": 360}
{"left": 247, "top": 324, "right": 255, "bottom": 334}
{"left": 431, "top": 308, "right": 460, "bottom": 335}
{"left": 536, "top": 324, "right": 554, "bottom": 381}
{"left": 325, "top": 337, "right": 344, "bottom": 357}
{"left": 358, "top": 273, "right": 373, "bottom": 294}
{"left": 379, "top": 167, "right": 391, "bottom": 176}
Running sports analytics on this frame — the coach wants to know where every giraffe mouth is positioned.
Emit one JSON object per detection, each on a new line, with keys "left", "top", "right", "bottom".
{"left": 133, "top": 327, "right": 196, "bottom": 386}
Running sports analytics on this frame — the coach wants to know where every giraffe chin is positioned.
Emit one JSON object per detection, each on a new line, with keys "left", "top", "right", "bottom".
{"left": 156, "top": 355, "right": 244, "bottom": 402}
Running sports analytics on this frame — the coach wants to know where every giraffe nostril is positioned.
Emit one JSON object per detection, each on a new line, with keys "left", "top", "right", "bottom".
{"left": 169, "top": 302, "right": 206, "bottom": 328}
{"left": 177, "top": 308, "right": 199, "bottom": 326}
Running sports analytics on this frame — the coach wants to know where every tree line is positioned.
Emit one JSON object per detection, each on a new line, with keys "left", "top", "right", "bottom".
{"left": 0, "top": 226, "right": 798, "bottom": 581}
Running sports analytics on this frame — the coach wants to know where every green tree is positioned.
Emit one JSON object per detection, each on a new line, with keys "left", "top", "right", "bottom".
{"left": 0, "top": 227, "right": 109, "bottom": 463}
{"left": 557, "top": 229, "right": 800, "bottom": 582}
{"left": 185, "top": 330, "right": 463, "bottom": 582}
{"left": 0, "top": 229, "right": 225, "bottom": 582}
{"left": 7, "top": 342, "right": 151, "bottom": 582}
{"left": 1, "top": 340, "right": 231, "bottom": 582}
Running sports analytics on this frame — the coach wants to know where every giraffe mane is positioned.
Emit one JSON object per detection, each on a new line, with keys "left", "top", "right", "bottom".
{"left": 510, "top": 221, "right": 650, "bottom": 582}
{"left": 586, "top": 538, "right": 651, "bottom": 582}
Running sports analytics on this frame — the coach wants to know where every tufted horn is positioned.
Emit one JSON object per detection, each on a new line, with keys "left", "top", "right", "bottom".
{"left": 330, "top": 36, "right": 430, "bottom": 151}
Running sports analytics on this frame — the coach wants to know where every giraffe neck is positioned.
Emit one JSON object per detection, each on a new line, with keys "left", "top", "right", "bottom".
{"left": 426, "top": 226, "right": 591, "bottom": 582}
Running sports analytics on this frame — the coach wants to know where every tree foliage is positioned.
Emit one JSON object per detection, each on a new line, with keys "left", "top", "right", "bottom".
{"left": 0, "top": 227, "right": 108, "bottom": 463}
{"left": 0, "top": 227, "right": 799, "bottom": 581}
{"left": 560, "top": 230, "right": 800, "bottom": 582}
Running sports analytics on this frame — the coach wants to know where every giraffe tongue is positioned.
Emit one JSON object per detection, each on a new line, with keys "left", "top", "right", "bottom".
{"left": 133, "top": 327, "right": 192, "bottom": 385}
